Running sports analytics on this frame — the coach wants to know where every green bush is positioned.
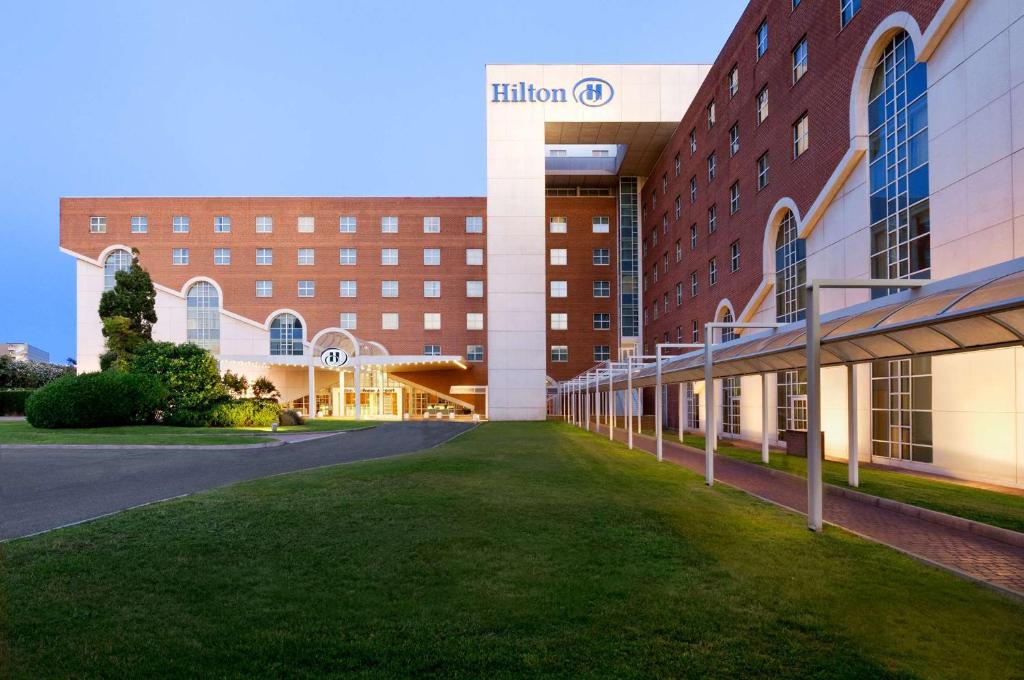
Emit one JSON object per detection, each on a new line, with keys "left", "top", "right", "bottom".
{"left": 278, "top": 409, "right": 304, "bottom": 426}
{"left": 0, "top": 388, "right": 34, "bottom": 415}
{"left": 208, "top": 399, "right": 281, "bottom": 428}
{"left": 129, "top": 342, "right": 226, "bottom": 425}
{"left": 25, "top": 372, "right": 168, "bottom": 428}
{"left": 0, "top": 355, "right": 74, "bottom": 388}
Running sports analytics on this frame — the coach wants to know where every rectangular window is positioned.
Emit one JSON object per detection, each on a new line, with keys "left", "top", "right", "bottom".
{"left": 593, "top": 345, "right": 611, "bottom": 362}
{"left": 690, "top": 176, "right": 697, "bottom": 203}
{"left": 689, "top": 128, "right": 697, "bottom": 155}
{"left": 663, "top": 293, "right": 669, "bottom": 313}
{"left": 298, "top": 280, "right": 315, "bottom": 297}
{"left": 707, "top": 153, "right": 716, "bottom": 181}
{"left": 550, "top": 281, "right": 567, "bottom": 298}
{"left": 424, "top": 344, "right": 441, "bottom": 356}
{"left": 550, "top": 345, "right": 569, "bottom": 362}
{"left": 172, "top": 216, "right": 190, "bottom": 233}
{"left": 466, "top": 216, "right": 483, "bottom": 233}
{"left": 340, "top": 313, "right": 357, "bottom": 330}
{"left": 729, "top": 123, "right": 739, "bottom": 156}
{"left": 340, "top": 280, "right": 357, "bottom": 297}
{"left": 793, "top": 113, "right": 809, "bottom": 158}
{"left": 424, "top": 313, "right": 441, "bottom": 330}
{"left": 662, "top": 174, "right": 668, "bottom": 193}
{"left": 690, "top": 224, "right": 698, "bottom": 250}
{"left": 756, "top": 20, "right": 768, "bottom": 59}
{"left": 423, "top": 280, "right": 441, "bottom": 298}
{"left": 466, "top": 312, "right": 484, "bottom": 330}
{"left": 172, "top": 248, "right": 189, "bottom": 265}
{"left": 214, "top": 216, "right": 231, "bottom": 233}
{"left": 593, "top": 313, "right": 611, "bottom": 330}
{"left": 549, "top": 248, "right": 567, "bottom": 266}
{"left": 674, "top": 196, "right": 682, "bottom": 221}
{"left": 729, "top": 182, "right": 740, "bottom": 214}
{"left": 255, "top": 280, "right": 272, "bottom": 298}
{"left": 423, "top": 216, "right": 440, "bottom": 233}
{"left": 708, "top": 204, "right": 717, "bottom": 233}
{"left": 467, "top": 345, "right": 484, "bottom": 362}
{"left": 692, "top": 320, "right": 700, "bottom": 343}
{"left": 131, "top": 216, "right": 148, "bottom": 233}
{"left": 423, "top": 248, "right": 441, "bottom": 266}
{"left": 466, "top": 280, "right": 484, "bottom": 297}
{"left": 381, "top": 280, "right": 399, "bottom": 298}
{"left": 727, "top": 65, "right": 739, "bottom": 97}
{"left": 730, "top": 241, "right": 741, "bottom": 271}
{"left": 676, "top": 282, "right": 684, "bottom": 306}
{"left": 549, "top": 216, "right": 567, "bottom": 233}
{"left": 593, "top": 280, "right": 610, "bottom": 298}
{"left": 466, "top": 248, "right": 484, "bottom": 266}
{"left": 706, "top": 101, "right": 716, "bottom": 128}
{"left": 757, "top": 153, "right": 770, "bottom": 190}
{"left": 792, "top": 38, "right": 808, "bottom": 83}
{"left": 214, "top": 248, "right": 231, "bottom": 265}
{"left": 298, "top": 216, "right": 315, "bottom": 233}
{"left": 90, "top": 216, "right": 107, "bottom": 233}
{"left": 722, "top": 377, "right": 741, "bottom": 435}
{"left": 756, "top": 85, "right": 769, "bottom": 124}
{"left": 871, "top": 357, "right": 932, "bottom": 462}
{"left": 674, "top": 153, "right": 681, "bottom": 176}
{"left": 256, "top": 248, "right": 273, "bottom": 265}
{"left": 381, "top": 313, "right": 399, "bottom": 330}
{"left": 339, "top": 248, "right": 357, "bottom": 265}
{"left": 840, "top": 0, "right": 861, "bottom": 28}
{"left": 298, "top": 248, "right": 315, "bottom": 265}
{"left": 675, "top": 240, "right": 682, "bottom": 262}
{"left": 592, "top": 248, "right": 610, "bottom": 265}
{"left": 339, "top": 216, "right": 357, "bottom": 233}
{"left": 592, "top": 216, "right": 610, "bottom": 233}
{"left": 709, "top": 258, "right": 718, "bottom": 285}
{"left": 381, "top": 216, "right": 398, "bottom": 233}
{"left": 256, "top": 215, "right": 273, "bottom": 233}
{"left": 381, "top": 248, "right": 398, "bottom": 265}
{"left": 550, "top": 313, "right": 568, "bottom": 330}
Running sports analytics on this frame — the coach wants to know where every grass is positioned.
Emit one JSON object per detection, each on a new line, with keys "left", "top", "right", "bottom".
{"left": 2, "top": 422, "right": 1022, "bottom": 678}
{"left": 0, "top": 418, "right": 374, "bottom": 446}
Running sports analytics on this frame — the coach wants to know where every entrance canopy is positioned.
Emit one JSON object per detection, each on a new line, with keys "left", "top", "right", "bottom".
{"left": 615, "top": 257, "right": 1024, "bottom": 389}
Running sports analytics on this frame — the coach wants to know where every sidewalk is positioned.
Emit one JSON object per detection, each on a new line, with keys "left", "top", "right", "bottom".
{"left": 589, "top": 423, "right": 1024, "bottom": 598}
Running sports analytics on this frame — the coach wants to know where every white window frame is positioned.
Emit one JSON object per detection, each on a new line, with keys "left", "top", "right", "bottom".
{"left": 131, "top": 216, "right": 148, "bottom": 233}
{"left": 256, "top": 215, "right": 273, "bottom": 233}
{"left": 172, "top": 216, "right": 190, "bottom": 233}
{"left": 298, "top": 248, "right": 315, "bottom": 265}
{"left": 466, "top": 312, "right": 484, "bottom": 331}
{"left": 465, "top": 248, "right": 484, "bottom": 266}
{"left": 381, "top": 248, "right": 399, "bottom": 266}
{"left": 549, "top": 248, "right": 567, "bottom": 266}
{"left": 381, "top": 216, "right": 398, "bottom": 233}
{"left": 214, "top": 216, "right": 231, "bottom": 233}
{"left": 550, "top": 281, "right": 567, "bottom": 298}
{"left": 339, "top": 216, "right": 357, "bottom": 233}
{"left": 298, "top": 280, "right": 315, "bottom": 297}
{"left": 256, "top": 248, "right": 273, "bottom": 265}
{"left": 214, "top": 248, "right": 231, "bottom": 265}
{"left": 339, "top": 280, "right": 357, "bottom": 298}
{"left": 340, "top": 312, "right": 357, "bottom": 330}
{"left": 423, "top": 248, "right": 441, "bottom": 266}
{"left": 549, "top": 216, "right": 567, "bottom": 233}
{"left": 298, "top": 216, "right": 315, "bottom": 233}
{"left": 423, "top": 312, "right": 441, "bottom": 330}
{"left": 255, "top": 280, "right": 272, "bottom": 298}
{"left": 172, "top": 248, "right": 189, "bottom": 265}
{"left": 467, "top": 280, "right": 484, "bottom": 298}
{"left": 423, "top": 216, "right": 441, "bottom": 233}
{"left": 90, "top": 216, "right": 107, "bottom": 233}
{"left": 423, "top": 280, "right": 441, "bottom": 298}
{"left": 592, "top": 216, "right": 610, "bottom": 233}
{"left": 339, "top": 248, "right": 357, "bottom": 265}
{"left": 381, "top": 313, "right": 399, "bottom": 330}
{"left": 465, "top": 216, "right": 483, "bottom": 233}
{"left": 381, "top": 280, "right": 399, "bottom": 298}
{"left": 550, "top": 313, "right": 568, "bottom": 330}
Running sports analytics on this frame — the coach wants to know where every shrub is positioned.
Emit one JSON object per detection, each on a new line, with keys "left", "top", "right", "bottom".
{"left": 251, "top": 377, "right": 279, "bottom": 400}
{"left": 25, "top": 372, "right": 168, "bottom": 428}
{"left": 0, "top": 355, "right": 74, "bottom": 389}
{"left": 129, "top": 342, "right": 226, "bottom": 425}
{"left": 0, "top": 388, "right": 34, "bottom": 415}
{"left": 221, "top": 371, "right": 249, "bottom": 398}
{"left": 278, "top": 409, "right": 304, "bottom": 426}
{"left": 208, "top": 399, "right": 281, "bottom": 428}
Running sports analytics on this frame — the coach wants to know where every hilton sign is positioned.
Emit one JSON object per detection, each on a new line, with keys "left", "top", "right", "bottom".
{"left": 489, "top": 77, "right": 614, "bottom": 107}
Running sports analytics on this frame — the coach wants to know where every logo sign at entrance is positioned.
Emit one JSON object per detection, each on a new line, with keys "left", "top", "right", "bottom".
{"left": 572, "top": 77, "right": 614, "bottom": 107}
{"left": 319, "top": 347, "right": 349, "bottom": 367}
{"left": 489, "top": 77, "right": 614, "bottom": 107}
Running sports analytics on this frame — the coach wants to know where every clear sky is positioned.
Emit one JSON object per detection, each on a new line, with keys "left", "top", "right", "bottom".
{"left": 0, "top": 0, "right": 746, "bottom": 364}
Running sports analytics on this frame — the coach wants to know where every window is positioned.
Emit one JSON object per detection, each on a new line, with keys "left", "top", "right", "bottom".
{"left": 103, "top": 249, "right": 132, "bottom": 291}
{"left": 756, "top": 85, "right": 768, "bottom": 124}
{"left": 550, "top": 281, "right": 567, "bottom": 297}
{"left": 256, "top": 248, "right": 273, "bottom": 265}
{"left": 727, "top": 65, "right": 739, "bottom": 98}
{"left": 467, "top": 280, "right": 484, "bottom": 297}
{"left": 792, "top": 38, "right": 808, "bottom": 83}
{"left": 423, "top": 216, "right": 440, "bottom": 233}
{"left": 466, "top": 313, "right": 484, "bottom": 330}
{"left": 722, "top": 377, "right": 741, "bottom": 435}
{"left": 186, "top": 281, "right": 220, "bottom": 353}
{"left": 690, "top": 272, "right": 699, "bottom": 297}
{"left": 549, "top": 149, "right": 567, "bottom": 157}
{"left": 690, "top": 224, "right": 698, "bottom": 250}
{"left": 871, "top": 357, "right": 932, "bottom": 462}
{"left": 777, "top": 369, "right": 808, "bottom": 433}
{"left": 709, "top": 258, "right": 718, "bottom": 285}
{"left": 662, "top": 174, "right": 668, "bottom": 193}
{"left": 466, "top": 216, "right": 483, "bottom": 233}
{"left": 593, "top": 280, "right": 610, "bottom": 298}
{"left": 549, "top": 216, "right": 567, "bottom": 233}
{"left": 674, "top": 153, "right": 681, "bottom": 176}
{"left": 729, "top": 182, "right": 740, "bottom": 214}
{"left": 707, "top": 153, "right": 716, "bottom": 181}
{"left": 592, "top": 216, "right": 610, "bottom": 233}
{"left": 90, "top": 216, "right": 107, "bottom": 233}
{"left": 550, "top": 248, "right": 567, "bottom": 266}
{"left": 424, "top": 313, "right": 441, "bottom": 330}
{"left": 793, "top": 113, "right": 809, "bottom": 158}
{"left": 467, "top": 345, "right": 484, "bottom": 362}
{"left": 423, "top": 280, "right": 441, "bottom": 298}
{"left": 676, "top": 282, "right": 683, "bottom": 306}
{"left": 339, "top": 216, "right": 357, "bottom": 233}
{"left": 775, "top": 209, "right": 807, "bottom": 322}
{"left": 550, "top": 345, "right": 569, "bottom": 362}
{"left": 298, "top": 280, "right": 315, "bottom": 297}
{"left": 663, "top": 293, "right": 669, "bottom": 313}
{"left": 840, "top": 0, "right": 861, "bottom": 28}
{"left": 755, "top": 20, "right": 768, "bottom": 59}
{"left": 424, "top": 344, "right": 441, "bottom": 356}
{"left": 653, "top": 265, "right": 659, "bottom": 284}
{"left": 686, "top": 383, "right": 701, "bottom": 429}
{"left": 729, "top": 123, "right": 739, "bottom": 156}
{"left": 214, "top": 248, "right": 231, "bottom": 265}
{"left": 381, "top": 216, "right": 398, "bottom": 233}
{"left": 593, "top": 313, "right": 611, "bottom": 330}
{"left": 592, "top": 248, "right": 610, "bottom": 265}
{"left": 662, "top": 252, "right": 669, "bottom": 273}
{"left": 868, "top": 30, "right": 930, "bottom": 297}
{"left": 662, "top": 214, "right": 668, "bottom": 234}
{"left": 675, "top": 240, "right": 682, "bottom": 262}
{"left": 339, "top": 248, "right": 357, "bottom": 265}
{"left": 340, "top": 313, "right": 357, "bottom": 330}
{"left": 689, "top": 176, "right": 697, "bottom": 203}
{"left": 689, "top": 128, "right": 697, "bottom": 155}
{"left": 670, "top": 196, "right": 679, "bottom": 222}
{"left": 466, "top": 248, "right": 483, "bottom": 266}
{"left": 381, "top": 248, "right": 398, "bottom": 266}
{"left": 708, "top": 204, "right": 717, "bottom": 233}
{"left": 381, "top": 280, "right": 399, "bottom": 298}
{"left": 706, "top": 101, "right": 716, "bottom": 128}
{"left": 757, "top": 153, "right": 770, "bottom": 190}
{"left": 730, "top": 241, "right": 740, "bottom": 271}
{"left": 550, "top": 313, "right": 568, "bottom": 330}
{"left": 416, "top": 248, "right": 439, "bottom": 266}
{"left": 297, "top": 216, "right": 314, "bottom": 233}
{"left": 214, "top": 216, "right": 231, "bottom": 233}
{"left": 254, "top": 215, "right": 272, "bottom": 233}
{"left": 298, "top": 248, "right": 315, "bottom": 265}
{"left": 172, "top": 248, "right": 189, "bottom": 265}
{"left": 340, "top": 280, "right": 357, "bottom": 298}
{"left": 381, "top": 313, "right": 399, "bottom": 330}
{"left": 269, "top": 313, "right": 303, "bottom": 356}
{"left": 256, "top": 280, "right": 272, "bottom": 298}
{"left": 692, "top": 320, "right": 699, "bottom": 342}
{"left": 593, "top": 346, "right": 611, "bottom": 362}
{"left": 173, "top": 216, "right": 190, "bottom": 233}
{"left": 131, "top": 216, "right": 148, "bottom": 233}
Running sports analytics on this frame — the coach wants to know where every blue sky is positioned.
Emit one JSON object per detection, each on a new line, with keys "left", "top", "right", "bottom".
{"left": 0, "top": 0, "right": 746, "bottom": 364}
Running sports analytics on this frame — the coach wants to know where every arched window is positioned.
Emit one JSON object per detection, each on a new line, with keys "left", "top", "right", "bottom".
{"left": 270, "top": 313, "right": 304, "bottom": 356}
{"left": 103, "top": 249, "right": 132, "bottom": 291}
{"left": 186, "top": 281, "right": 220, "bottom": 353}
{"left": 719, "top": 309, "right": 736, "bottom": 342}
{"left": 774, "top": 210, "right": 806, "bottom": 322}
{"left": 868, "top": 30, "right": 929, "bottom": 298}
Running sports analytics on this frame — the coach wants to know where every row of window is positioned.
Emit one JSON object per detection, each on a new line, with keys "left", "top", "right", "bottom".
{"left": 90, "top": 214, "right": 485, "bottom": 234}
{"left": 549, "top": 281, "right": 610, "bottom": 298}
{"left": 550, "top": 248, "right": 610, "bottom": 266}
{"left": 550, "top": 345, "right": 611, "bottom": 362}
{"left": 547, "top": 216, "right": 611, "bottom": 234}
{"left": 256, "top": 279, "right": 488, "bottom": 299}
{"left": 549, "top": 313, "right": 612, "bottom": 331}
{"left": 164, "top": 247, "right": 485, "bottom": 267}
{"left": 645, "top": 240, "right": 741, "bottom": 306}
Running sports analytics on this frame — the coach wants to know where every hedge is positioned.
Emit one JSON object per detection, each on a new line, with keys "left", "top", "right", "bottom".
{"left": 25, "top": 372, "right": 168, "bottom": 429}
{"left": 0, "top": 388, "right": 33, "bottom": 415}
{"left": 208, "top": 399, "right": 282, "bottom": 428}
{"left": 129, "top": 342, "right": 226, "bottom": 426}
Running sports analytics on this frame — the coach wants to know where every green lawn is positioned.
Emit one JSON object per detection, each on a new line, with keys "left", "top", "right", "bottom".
{"left": 2, "top": 422, "right": 1022, "bottom": 678}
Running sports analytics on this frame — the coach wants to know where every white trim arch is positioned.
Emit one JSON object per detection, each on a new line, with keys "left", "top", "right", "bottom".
{"left": 263, "top": 308, "right": 308, "bottom": 334}
{"left": 760, "top": 198, "right": 803, "bottom": 281}
{"left": 309, "top": 327, "right": 363, "bottom": 357}
{"left": 97, "top": 243, "right": 135, "bottom": 264}
{"left": 180, "top": 276, "right": 224, "bottom": 302}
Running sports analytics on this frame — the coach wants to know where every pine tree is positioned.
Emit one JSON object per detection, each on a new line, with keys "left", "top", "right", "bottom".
{"left": 98, "top": 249, "right": 157, "bottom": 367}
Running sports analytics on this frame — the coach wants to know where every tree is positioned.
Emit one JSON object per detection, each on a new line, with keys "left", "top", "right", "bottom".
{"left": 251, "top": 377, "right": 279, "bottom": 401}
{"left": 98, "top": 250, "right": 157, "bottom": 368}
{"left": 101, "top": 316, "right": 147, "bottom": 371}
{"left": 222, "top": 370, "right": 249, "bottom": 398}
{"left": 129, "top": 342, "right": 227, "bottom": 425}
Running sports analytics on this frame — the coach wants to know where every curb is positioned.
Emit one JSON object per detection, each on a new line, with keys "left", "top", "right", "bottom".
{"left": 0, "top": 440, "right": 285, "bottom": 451}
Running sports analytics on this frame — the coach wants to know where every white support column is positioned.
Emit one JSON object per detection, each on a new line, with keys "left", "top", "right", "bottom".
{"left": 761, "top": 373, "right": 770, "bottom": 464}
{"left": 608, "top": 370, "right": 614, "bottom": 441}
{"left": 677, "top": 382, "right": 684, "bottom": 442}
{"left": 806, "top": 283, "right": 824, "bottom": 532}
{"left": 307, "top": 362, "right": 316, "bottom": 420}
{"left": 339, "top": 369, "right": 346, "bottom": 418}
{"left": 627, "top": 363, "right": 634, "bottom": 449}
{"left": 655, "top": 346, "right": 663, "bottom": 462}
{"left": 847, "top": 363, "right": 859, "bottom": 488}
{"left": 637, "top": 388, "right": 642, "bottom": 435}
{"left": 354, "top": 361, "right": 362, "bottom": 421}
{"left": 704, "top": 326, "right": 714, "bottom": 486}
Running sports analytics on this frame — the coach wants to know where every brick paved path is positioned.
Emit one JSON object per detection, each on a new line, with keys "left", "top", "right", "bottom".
{"left": 587, "top": 422, "right": 1024, "bottom": 598}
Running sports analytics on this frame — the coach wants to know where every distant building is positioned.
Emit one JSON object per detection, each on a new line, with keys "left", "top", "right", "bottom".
{"left": 4, "top": 343, "right": 49, "bottom": 363}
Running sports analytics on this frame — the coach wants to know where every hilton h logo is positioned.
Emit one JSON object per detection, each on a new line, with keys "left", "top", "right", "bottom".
{"left": 489, "top": 77, "right": 614, "bottom": 107}
{"left": 572, "top": 77, "right": 614, "bottom": 107}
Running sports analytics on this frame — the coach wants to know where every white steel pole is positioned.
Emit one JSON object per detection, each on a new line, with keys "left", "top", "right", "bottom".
{"left": 627, "top": 360, "right": 634, "bottom": 450}
{"left": 704, "top": 325, "right": 714, "bottom": 486}
{"left": 806, "top": 283, "right": 824, "bottom": 531}
{"left": 307, "top": 361, "right": 316, "bottom": 420}
{"left": 608, "top": 369, "right": 614, "bottom": 441}
{"left": 677, "top": 382, "right": 684, "bottom": 442}
{"left": 761, "top": 373, "right": 770, "bottom": 464}
{"left": 848, "top": 363, "right": 859, "bottom": 488}
{"left": 655, "top": 345, "right": 663, "bottom": 462}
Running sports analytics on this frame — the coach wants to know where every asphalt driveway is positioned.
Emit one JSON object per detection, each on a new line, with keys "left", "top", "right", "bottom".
{"left": 0, "top": 421, "right": 475, "bottom": 540}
